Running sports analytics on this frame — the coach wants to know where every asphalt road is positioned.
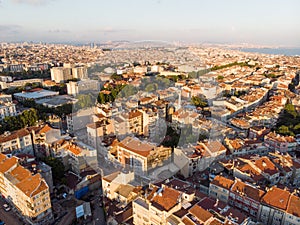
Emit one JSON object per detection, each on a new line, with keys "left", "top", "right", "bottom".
{"left": 0, "top": 198, "right": 26, "bottom": 225}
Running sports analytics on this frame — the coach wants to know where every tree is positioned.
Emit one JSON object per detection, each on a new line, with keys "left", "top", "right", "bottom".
{"left": 42, "top": 157, "right": 65, "bottom": 184}
{"left": 98, "top": 92, "right": 106, "bottom": 104}
{"left": 145, "top": 83, "right": 157, "bottom": 92}
{"left": 191, "top": 96, "right": 208, "bottom": 108}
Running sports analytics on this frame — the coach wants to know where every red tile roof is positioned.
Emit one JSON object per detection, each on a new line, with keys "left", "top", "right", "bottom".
{"left": 261, "top": 187, "right": 290, "bottom": 210}
{"left": 211, "top": 175, "right": 234, "bottom": 190}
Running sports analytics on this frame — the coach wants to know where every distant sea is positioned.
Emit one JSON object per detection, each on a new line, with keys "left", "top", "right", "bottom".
{"left": 239, "top": 48, "right": 300, "bottom": 56}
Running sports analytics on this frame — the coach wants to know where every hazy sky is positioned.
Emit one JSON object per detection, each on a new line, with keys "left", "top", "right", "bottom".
{"left": 1, "top": 0, "right": 300, "bottom": 46}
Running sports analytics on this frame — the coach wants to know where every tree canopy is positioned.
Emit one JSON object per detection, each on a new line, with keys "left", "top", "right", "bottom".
{"left": 275, "top": 103, "right": 300, "bottom": 136}
{"left": 0, "top": 108, "right": 38, "bottom": 134}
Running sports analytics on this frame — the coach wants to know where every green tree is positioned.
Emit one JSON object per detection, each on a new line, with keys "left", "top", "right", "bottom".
{"left": 42, "top": 157, "right": 65, "bottom": 184}
{"left": 191, "top": 96, "right": 208, "bottom": 108}
{"left": 98, "top": 92, "right": 106, "bottom": 104}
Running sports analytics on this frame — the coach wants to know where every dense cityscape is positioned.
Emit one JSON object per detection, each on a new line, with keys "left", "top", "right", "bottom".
{"left": 1, "top": 0, "right": 300, "bottom": 225}
{"left": 0, "top": 41, "right": 299, "bottom": 225}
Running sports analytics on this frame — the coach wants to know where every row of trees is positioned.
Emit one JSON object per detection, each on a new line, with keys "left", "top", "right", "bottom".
{"left": 210, "top": 61, "right": 253, "bottom": 71}
{"left": 21, "top": 99, "right": 72, "bottom": 120}
{"left": 0, "top": 108, "right": 38, "bottom": 134}
{"left": 0, "top": 70, "right": 51, "bottom": 80}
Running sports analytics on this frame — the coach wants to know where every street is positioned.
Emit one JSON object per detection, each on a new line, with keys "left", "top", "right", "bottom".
{"left": 0, "top": 198, "right": 26, "bottom": 225}
{"left": 92, "top": 203, "right": 105, "bottom": 225}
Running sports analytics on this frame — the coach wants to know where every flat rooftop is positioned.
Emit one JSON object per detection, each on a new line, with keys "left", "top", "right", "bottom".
{"left": 14, "top": 89, "right": 59, "bottom": 99}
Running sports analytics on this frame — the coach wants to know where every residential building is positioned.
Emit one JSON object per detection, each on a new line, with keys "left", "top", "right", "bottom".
{"left": 174, "top": 141, "right": 227, "bottom": 178}
{"left": 229, "top": 179, "right": 265, "bottom": 218}
{"left": 102, "top": 171, "right": 135, "bottom": 200}
{"left": 264, "top": 132, "right": 297, "bottom": 153}
{"left": 0, "top": 129, "right": 34, "bottom": 155}
{"left": 66, "top": 107, "right": 94, "bottom": 134}
{"left": 86, "top": 118, "right": 114, "bottom": 150}
{"left": 0, "top": 101, "right": 17, "bottom": 120}
{"left": 113, "top": 136, "right": 171, "bottom": 174}
{"left": 66, "top": 79, "right": 99, "bottom": 96}
{"left": 258, "top": 187, "right": 290, "bottom": 225}
{"left": 0, "top": 154, "right": 53, "bottom": 225}
{"left": 50, "top": 67, "right": 72, "bottom": 83}
{"left": 209, "top": 175, "right": 234, "bottom": 203}
{"left": 133, "top": 186, "right": 182, "bottom": 225}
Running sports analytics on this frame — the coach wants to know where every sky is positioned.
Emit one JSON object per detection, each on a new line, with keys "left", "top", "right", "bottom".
{"left": 0, "top": 0, "right": 300, "bottom": 46}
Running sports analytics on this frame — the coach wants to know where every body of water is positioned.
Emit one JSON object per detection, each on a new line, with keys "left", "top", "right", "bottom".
{"left": 239, "top": 48, "right": 300, "bottom": 56}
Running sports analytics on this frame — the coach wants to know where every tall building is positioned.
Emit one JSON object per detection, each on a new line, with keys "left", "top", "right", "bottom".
{"left": 66, "top": 80, "right": 99, "bottom": 96}
{"left": 71, "top": 66, "right": 88, "bottom": 80}
{"left": 51, "top": 66, "right": 88, "bottom": 83}
{"left": 0, "top": 154, "right": 53, "bottom": 225}
{"left": 50, "top": 67, "right": 72, "bottom": 83}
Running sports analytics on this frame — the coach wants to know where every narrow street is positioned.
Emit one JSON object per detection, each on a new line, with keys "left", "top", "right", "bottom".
{"left": 0, "top": 198, "right": 26, "bottom": 225}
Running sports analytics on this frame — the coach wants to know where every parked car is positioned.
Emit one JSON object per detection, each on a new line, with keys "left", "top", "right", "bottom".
{"left": 0, "top": 219, "right": 5, "bottom": 225}
{"left": 3, "top": 204, "right": 11, "bottom": 212}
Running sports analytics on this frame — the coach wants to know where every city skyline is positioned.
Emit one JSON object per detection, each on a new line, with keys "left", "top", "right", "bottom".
{"left": 1, "top": 0, "right": 300, "bottom": 46}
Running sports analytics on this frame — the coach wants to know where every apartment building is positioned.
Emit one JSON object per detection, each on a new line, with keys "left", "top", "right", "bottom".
{"left": 114, "top": 110, "right": 144, "bottom": 137}
{"left": 133, "top": 186, "right": 182, "bottom": 225}
{"left": 66, "top": 107, "right": 94, "bottom": 134}
{"left": 0, "top": 101, "right": 17, "bottom": 120}
{"left": 51, "top": 66, "right": 88, "bottom": 83}
{"left": 229, "top": 179, "right": 265, "bottom": 219}
{"left": 174, "top": 141, "right": 227, "bottom": 178}
{"left": 233, "top": 156, "right": 280, "bottom": 186}
{"left": 113, "top": 136, "right": 171, "bottom": 174}
{"left": 0, "top": 154, "right": 53, "bottom": 225}
{"left": 66, "top": 79, "right": 99, "bottom": 96}
{"left": 86, "top": 118, "right": 114, "bottom": 150}
{"left": 209, "top": 175, "right": 235, "bottom": 203}
{"left": 264, "top": 132, "right": 297, "bottom": 153}
{"left": 50, "top": 67, "right": 72, "bottom": 83}
{"left": 0, "top": 129, "right": 34, "bottom": 155}
{"left": 258, "top": 187, "right": 291, "bottom": 225}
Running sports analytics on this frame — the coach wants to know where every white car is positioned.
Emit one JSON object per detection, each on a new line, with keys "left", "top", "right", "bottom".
{"left": 3, "top": 204, "right": 11, "bottom": 212}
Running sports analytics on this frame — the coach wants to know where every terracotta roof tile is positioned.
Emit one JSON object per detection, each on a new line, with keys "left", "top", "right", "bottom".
{"left": 189, "top": 204, "right": 213, "bottom": 222}
{"left": 0, "top": 128, "right": 30, "bottom": 143}
{"left": 287, "top": 195, "right": 300, "bottom": 217}
{"left": 261, "top": 187, "right": 290, "bottom": 210}
{"left": 151, "top": 187, "right": 181, "bottom": 211}
{"left": 16, "top": 173, "right": 48, "bottom": 197}
{"left": 0, "top": 157, "right": 18, "bottom": 173}
{"left": 211, "top": 175, "right": 234, "bottom": 190}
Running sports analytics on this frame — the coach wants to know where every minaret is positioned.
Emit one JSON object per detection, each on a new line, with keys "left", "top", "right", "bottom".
{"left": 178, "top": 88, "right": 182, "bottom": 110}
